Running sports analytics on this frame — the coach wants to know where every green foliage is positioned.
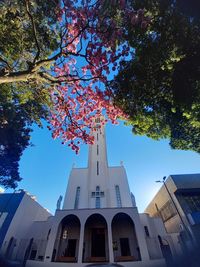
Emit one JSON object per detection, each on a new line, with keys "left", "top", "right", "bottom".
{"left": 0, "top": 82, "right": 51, "bottom": 188}
{"left": 111, "top": 0, "right": 200, "bottom": 153}
{"left": 0, "top": 0, "right": 59, "bottom": 70}
{"left": 0, "top": 0, "right": 58, "bottom": 188}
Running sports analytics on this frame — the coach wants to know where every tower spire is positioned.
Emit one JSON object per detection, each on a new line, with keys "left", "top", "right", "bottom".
{"left": 87, "top": 117, "right": 110, "bottom": 208}
{"left": 88, "top": 117, "right": 108, "bottom": 171}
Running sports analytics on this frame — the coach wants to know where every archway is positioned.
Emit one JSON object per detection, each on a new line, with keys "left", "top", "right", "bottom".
{"left": 23, "top": 238, "right": 34, "bottom": 266}
{"left": 5, "top": 237, "right": 15, "bottom": 260}
{"left": 83, "top": 214, "right": 109, "bottom": 262}
{"left": 111, "top": 213, "right": 141, "bottom": 262}
{"left": 53, "top": 215, "right": 80, "bottom": 262}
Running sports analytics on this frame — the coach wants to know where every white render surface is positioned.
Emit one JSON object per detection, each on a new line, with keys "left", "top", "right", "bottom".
{"left": 26, "top": 207, "right": 166, "bottom": 267}
{"left": 63, "top": 123, "right": 133, "bottom": 210}
{"left": 1, "top": 121, "right": 172, "bottom": 267}
{"left": 0, "top": 193, "right": 51, "bottom": 260}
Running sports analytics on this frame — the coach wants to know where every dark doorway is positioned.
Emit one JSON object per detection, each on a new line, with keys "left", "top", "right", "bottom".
{"left": 23, "top": 238, "right": 34, "bottom": 266}
{"left": 158, "top": 236, "right": 173, "bottom": 266}
{"left": 120, "top": 238, "right": 131, "bottom": 256}
{"left": 66, "top": 239, "right": 77, "bottom": 257}
{"left": 54, "top": 215, "right": 80, "bottom": 262}
{"left": 91, "top": 228, "right": 106, "bottom": 257}
{"left": 5, "top": 237, "right": 14, "bottom": 259}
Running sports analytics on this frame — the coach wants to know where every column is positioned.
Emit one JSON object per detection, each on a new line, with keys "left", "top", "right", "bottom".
{"left": 44, "top": 223, "right": 58, "bottom": 263}
{"left": 107, "top": 221, "right": 114, "bottom": 262}
{"left": 78, "top": 222, "right": 85, "bottom": 263}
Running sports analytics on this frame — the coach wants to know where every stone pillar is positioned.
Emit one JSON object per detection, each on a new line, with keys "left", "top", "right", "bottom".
{"left": 133, "top": 213, "right": 150, "bottom": 261}
{"left": 78, "top": 222, "right": 85, "bottom": 263}
{"left": 44, "top": 222, "right": 58, "bottom": 263}
{"left": 107, "top": 221, "right": 114, "bottom": 262}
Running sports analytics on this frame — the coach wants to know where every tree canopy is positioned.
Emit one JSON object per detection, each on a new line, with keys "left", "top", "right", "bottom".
{"left": 110, "top": 0, "right": 200, "bottom": 153}
{"left": 0, "top": 0, "right": 149, "bottom": 188}
{"left": 0, "top": 0, "right": 59, "bottom": 188}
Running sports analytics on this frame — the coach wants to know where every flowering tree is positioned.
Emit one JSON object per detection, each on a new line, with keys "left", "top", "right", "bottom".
{"left": 0, "top": 0, "right": 149, "bottom": 154}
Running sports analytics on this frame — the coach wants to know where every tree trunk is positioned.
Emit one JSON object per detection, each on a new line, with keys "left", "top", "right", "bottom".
{"left": 0, "top": 70, "right": 35, "bottom": 84}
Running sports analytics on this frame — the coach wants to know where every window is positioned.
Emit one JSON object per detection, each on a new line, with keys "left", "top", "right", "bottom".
{"left": 74, "top": 187, "right": 80, "bottom": 209}
{"left": 183, "top": 194, "right": 200, "bottom": 212}
{"left": 97, "top": 145, "right": 99, "bottom": 155}
{"left": 115, "top": 185, "right": 122, "bottom": 207}
{"left": 144, "top": 226, "right": 150, "bottom": 237}
{"left": 91, "top": 186, "right": 104, "bottom": 199}
{"left": 97, "top": 133, "right": 98, "bottom": 141}
{"left": 96, "top": 197, "right": 100, "bottom": 208}
{"left": 47, "top": 229, "right": 51, "bottom": 240}
{"left": 96, "top": 186, "right": 100, "bottom": 191}
{"left": 97, "top": 161, "right": 99, "bottom": 175}
{"left": 100, "top": 192, "right": 104, "bottom": 197}
{"left": 159, "top": 200, "right": 177, "bottom": 222}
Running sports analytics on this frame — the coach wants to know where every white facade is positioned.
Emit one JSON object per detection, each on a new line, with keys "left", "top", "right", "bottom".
{"left": 63, "top": 120, "right": 133, "bottom": 210}
{"left": 1, "top": 120, "right": 172, "bottom": 267}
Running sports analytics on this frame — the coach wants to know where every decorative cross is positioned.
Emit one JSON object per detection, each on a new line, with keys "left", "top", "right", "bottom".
{"left": 91, "top": 186, "right": 104, "bottom": 198}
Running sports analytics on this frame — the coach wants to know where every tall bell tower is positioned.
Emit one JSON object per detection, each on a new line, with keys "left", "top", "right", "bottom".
{"left": 62, "top": 118, "right": 133, "bottom": 210}
{"left": 87, "top": 117, "right": 111, "bottom": 208}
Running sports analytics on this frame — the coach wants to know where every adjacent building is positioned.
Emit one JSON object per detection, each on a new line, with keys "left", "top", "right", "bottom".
{"left": 145, "top": 174, "right": 200, "bottom": 254}
{"left": 0, "top": 190, "right": 51, "bottom": 262}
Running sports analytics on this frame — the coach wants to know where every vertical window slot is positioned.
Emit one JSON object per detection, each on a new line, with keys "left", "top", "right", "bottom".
{"left": 97, "top": 161, "right": 99, "bottom": 175}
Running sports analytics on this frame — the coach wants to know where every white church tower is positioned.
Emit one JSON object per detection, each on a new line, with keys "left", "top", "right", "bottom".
{"left": 63, "top": 117, "right": 133, "bottom": 210}
{"left": 5, "top": 119, "right": 171, "bottom": 267}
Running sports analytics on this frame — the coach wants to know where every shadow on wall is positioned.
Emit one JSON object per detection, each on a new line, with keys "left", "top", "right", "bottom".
{"left": 160, "top": 244, "right": 200, "bottom": 267}
{"left": 0, "top": 256, "right": 22, "bottom": 267}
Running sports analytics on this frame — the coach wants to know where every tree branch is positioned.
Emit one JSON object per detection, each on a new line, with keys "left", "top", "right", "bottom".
{"left": 24, "top": 0, "right": 41, "bottom": 63}
{"left": 0, "top": 70, "right": 36, "bottom": 84}
{"left": 0, "top": 56, "right": 12, "bottom": 71}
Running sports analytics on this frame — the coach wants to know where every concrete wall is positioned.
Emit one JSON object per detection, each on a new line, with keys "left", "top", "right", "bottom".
{"left": 63, "top": 168, "right": 88, "bottom": 210}
{"left": 0, "top": 193, "right": 51, "bottom": 260}
{"left": 109, "top": 166, "right": 133, "bottom": 208}
{"left": 144, "top": 176, "right": 189, "bottom": 234}
{"left": 144, "top": 174, "right": 200, "bottom": 255}
{"left": 0, "top": 192, "right": 24, "bottom": 249}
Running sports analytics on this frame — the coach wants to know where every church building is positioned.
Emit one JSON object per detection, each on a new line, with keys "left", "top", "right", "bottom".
{"left": 1, "top": 119, "right": 173, "bottom": 267}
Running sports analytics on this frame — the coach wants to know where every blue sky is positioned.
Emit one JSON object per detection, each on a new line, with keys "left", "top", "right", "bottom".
{"left": 5, "top": 121, "right": 199, "bottom": 214}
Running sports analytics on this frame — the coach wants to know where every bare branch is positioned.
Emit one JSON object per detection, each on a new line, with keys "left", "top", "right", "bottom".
{"left": 24, "top": 0, "right": 41, "bottom": 64}
{"left": 0, "top": 56, "right": 12, "bottom": 71}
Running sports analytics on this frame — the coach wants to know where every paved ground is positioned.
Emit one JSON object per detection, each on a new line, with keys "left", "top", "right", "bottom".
{"left": 85, "top": 264, "right": 124, "bottom": 267}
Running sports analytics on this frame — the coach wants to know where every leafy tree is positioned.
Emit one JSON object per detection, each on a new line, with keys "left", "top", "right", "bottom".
{"left": 110, "top": 0, "right": 200, "bottom": 153}
{"left": 0, "top": 82, "right": 51, "bottom": 188}
{"left": 0, "top": 0, "right": 149, "bottom": 187}
{"left": 0, "top": 0, "right": 59, "bottom": 188}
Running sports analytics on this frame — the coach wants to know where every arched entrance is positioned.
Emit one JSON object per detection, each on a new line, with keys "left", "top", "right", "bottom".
{"left": 5, "top": 237, "right": 15, "bottom": 260}
{"left": 23, "top": 238, "right": 34, "bottom": 266}
{"left": 111, "top": 213, "right": 141, "bottom": 262}
{"left": 83, "top": 214, "right": 109, "bottom": 262}
{"left": 53, "top": 215, "right": 80, "bottom": 262}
